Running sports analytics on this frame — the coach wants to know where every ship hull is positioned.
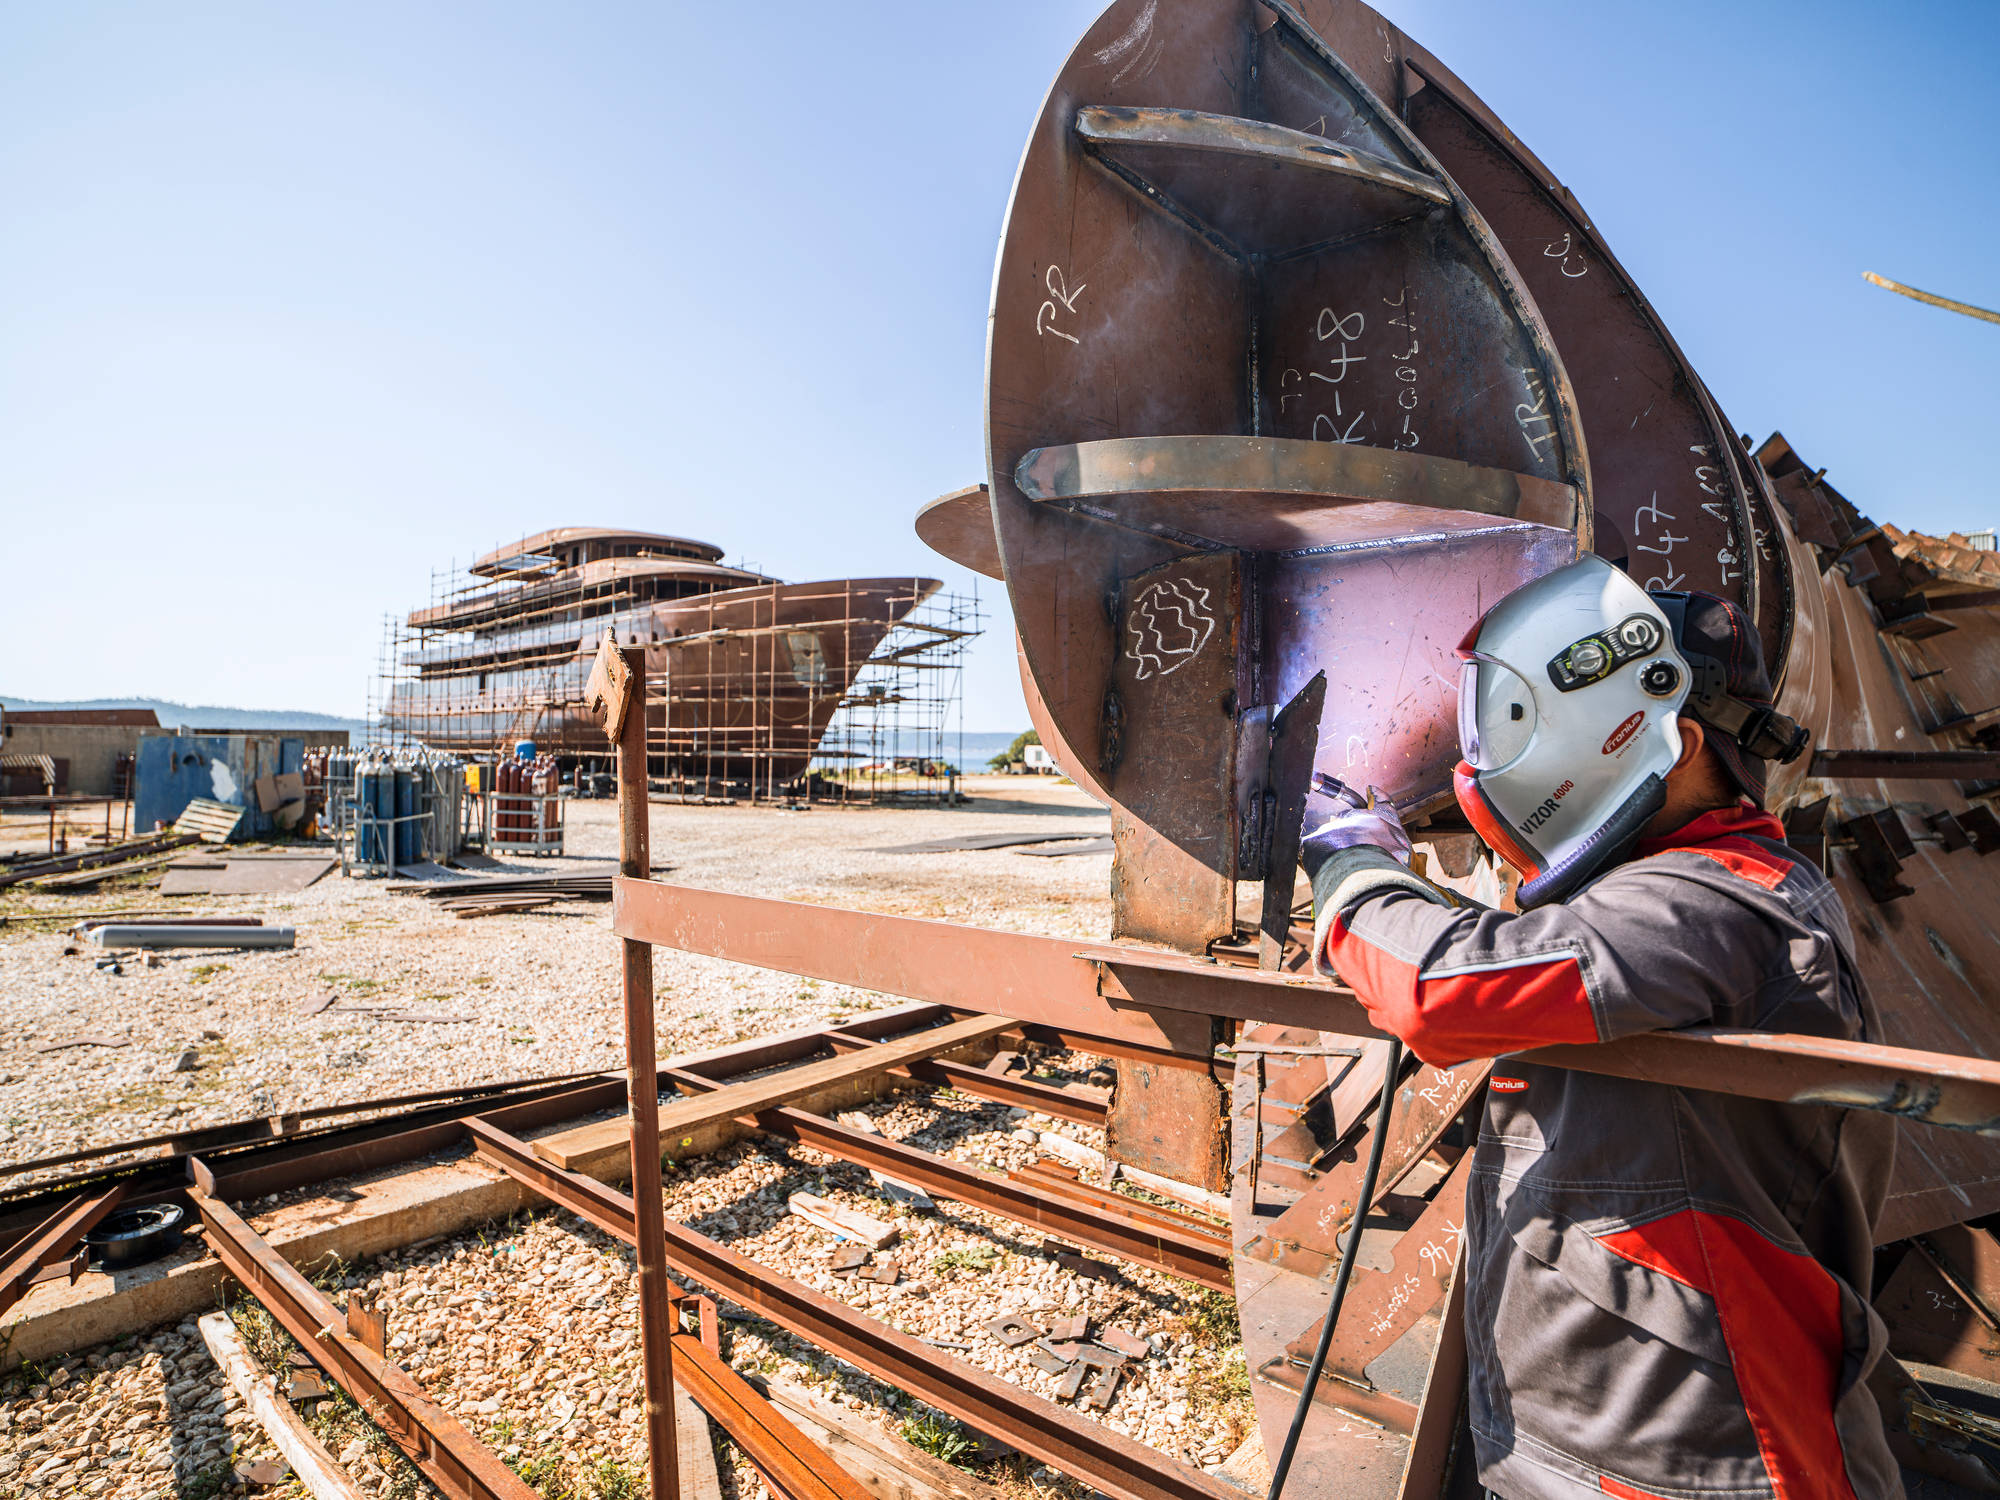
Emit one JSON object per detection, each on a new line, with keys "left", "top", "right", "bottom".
{"left": 383, "top": 577, "right": 938, "bottom": 784}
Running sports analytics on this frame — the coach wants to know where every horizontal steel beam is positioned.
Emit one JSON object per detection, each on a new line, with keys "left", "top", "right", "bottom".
{"left": 189, "top": 1175, "right": 534, "bottom": 1500}
{"left": 619, "top": 880, "right": 2000, "bottom": 1134}
{"left": 659, "top": 1069, "right": 1233, "bottom": 1293}
{"left": 613, "top": 878, "right": 1216, "bottom": 1059}
{"left": 463, "top": 1120, "right": 1236, "bottom": 1500}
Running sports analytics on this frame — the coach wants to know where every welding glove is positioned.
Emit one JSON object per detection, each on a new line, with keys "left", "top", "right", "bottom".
{"left": 1299, "top": 784, "right": 1412, "bottom": 880}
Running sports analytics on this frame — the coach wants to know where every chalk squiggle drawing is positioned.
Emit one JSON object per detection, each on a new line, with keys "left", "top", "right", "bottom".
{"left": 1126, "top": 578, "right": 1216, "bottom": 680}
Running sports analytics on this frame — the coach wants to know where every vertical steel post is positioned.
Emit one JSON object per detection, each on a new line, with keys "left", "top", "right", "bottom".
{"left": 617, "top": 645, "right": 681, "bottom": 1500}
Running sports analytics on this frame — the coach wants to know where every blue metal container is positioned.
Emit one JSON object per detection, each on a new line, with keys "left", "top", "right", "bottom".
{"left": 133, "top": 733, "right": 306, "bottom": 841}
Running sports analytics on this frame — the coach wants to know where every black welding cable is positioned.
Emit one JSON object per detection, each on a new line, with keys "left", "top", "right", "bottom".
{"left": 1265, "top": 1036, "right": 1406, "bottom": 1500}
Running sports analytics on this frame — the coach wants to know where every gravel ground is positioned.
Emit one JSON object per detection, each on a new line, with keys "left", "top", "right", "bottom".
{"left": 0, "top": 779, "right": 1260, "bottom": 1500}
{"left": 0, "top": 779, "right": 1111, "bottom": 1184}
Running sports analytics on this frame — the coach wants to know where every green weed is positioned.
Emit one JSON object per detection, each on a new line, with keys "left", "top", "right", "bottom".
{"left": 900, "top": 1411, "right": 981, "bottom": 1470}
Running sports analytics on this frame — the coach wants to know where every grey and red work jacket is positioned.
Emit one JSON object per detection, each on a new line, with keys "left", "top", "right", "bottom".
{"left": 1310, "top": 804, "right": 1900, "bottom": 1500}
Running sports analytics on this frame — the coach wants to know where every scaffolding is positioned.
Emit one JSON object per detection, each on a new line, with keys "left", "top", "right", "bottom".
{"left": 646, "top": 581, "right": 983, "bottom": 807}
{"left": 372, "top": 532, "right": 980, "bottom": 806}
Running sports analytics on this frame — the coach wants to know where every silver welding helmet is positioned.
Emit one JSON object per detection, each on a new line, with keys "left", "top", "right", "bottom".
{"left": 1453, "top": 555, "right": 1689, "bottom": 909}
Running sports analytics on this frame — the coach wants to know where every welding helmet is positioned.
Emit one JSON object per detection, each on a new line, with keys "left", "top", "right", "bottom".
{"left": 1454, "top": 555, "right": 1689, "bottom": 908}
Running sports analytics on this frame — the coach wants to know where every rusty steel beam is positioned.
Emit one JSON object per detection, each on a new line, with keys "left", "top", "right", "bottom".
{"left": 614, "top": 878, "right": 1216, "bottom": 1060}
{"left": 667, "top": 1329, "right": 872, "bottom": 1500}
{"left": 0, "top": 1183, "right": 126, "bottom": 1317}
{"left": 191, "top": 1078, "right": 631, "bottom": 1205}
{"left": 188, "top": 1179, "right": 535, "bottom": 1500}
{"left": 1006, "top": 1165, "right": 1229, "bottom": 1245}
{"left": 658, "top": 1068, "right": 1233, "bottom": 1293}
{"left": 463, "top": 1120, "right": 1237, "bottom": 1500}
{"left": 617, "top": 880, "right": 2000, "bottom": 1133}
{"left": 821, "top": 1028, "right": 1109, "bottom": 1126}
{"left": 609, "top": 638, "right": 682, "bottom": 1500}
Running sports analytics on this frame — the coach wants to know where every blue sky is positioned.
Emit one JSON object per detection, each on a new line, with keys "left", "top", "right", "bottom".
{"left": 2, "top": 1, "right": 1994, "bottom": 730}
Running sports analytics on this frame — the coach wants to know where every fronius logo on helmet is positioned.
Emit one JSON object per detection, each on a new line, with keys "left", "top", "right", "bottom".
{"left": 1602, "top": 711, "right": 1645, "bottom": 756}
{"left": 1491, "top": 1077, "right": 1528, "bottom": 1094}
{"left": 1517, "top": 779, "right": 1574, "bottom": 837}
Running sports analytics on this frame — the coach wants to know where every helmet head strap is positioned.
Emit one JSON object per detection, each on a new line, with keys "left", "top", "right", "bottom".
{"left": 1653, "top": 594, "right": 1809, "bottom": 765}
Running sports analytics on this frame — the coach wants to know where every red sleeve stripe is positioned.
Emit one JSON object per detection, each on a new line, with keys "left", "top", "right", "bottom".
{"left": 1595, "top": 1211, "right": 1859, "bottom": 1500}
{"left": 1325, "top": 917, "right": 1598, "bottom": 1066}
{"left": 1598, "top": 1479, "right": 1668, "bottom": 1500}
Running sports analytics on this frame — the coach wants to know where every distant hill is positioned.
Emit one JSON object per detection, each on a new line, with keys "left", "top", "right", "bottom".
{"left": 0, "top": 696, "right": 367, "bottom": 733}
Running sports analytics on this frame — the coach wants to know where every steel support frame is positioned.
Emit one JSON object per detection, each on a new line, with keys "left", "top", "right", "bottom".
{"left": 821, "top": 1028, "right": 1109, "bottom": 1126}
{"left": 464, "top": 1120, "right": 1237, "bottom": 1500}
{"left": 614, "top": 640, "right": 682, "bottom": 1500}
{"left": 616, "top": 880, "right": 2000, "bottom": 1133}
{"left": 189, "top": 1179, "right": 536, "bottom": 1500}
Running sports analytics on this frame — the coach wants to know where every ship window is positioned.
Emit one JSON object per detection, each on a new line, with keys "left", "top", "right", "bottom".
{"left": 478, "top": 672, "right": 487, "bottom": 691}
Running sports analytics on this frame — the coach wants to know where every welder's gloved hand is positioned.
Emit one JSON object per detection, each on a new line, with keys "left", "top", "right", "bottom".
{"left": 1299, "top": 786, "right": 1411, "bottom": 881}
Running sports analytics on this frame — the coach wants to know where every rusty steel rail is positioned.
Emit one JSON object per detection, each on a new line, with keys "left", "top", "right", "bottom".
{"left": 616, "top": 880, "right": 2000, "bottom": 1134}
{"left": 667, "top": 1327, "right": 872, "bottom": 1500}
{"left": 659, "top": 1068, "right": 1234, "bottom": 1293}
{"left": 821, "top": 1028, "right": 1109, "bottom": 1127}
{"left": 188, "top": 1176, "right": 535, "bottom": 1500}
{"left": 463, "top": 1119, "right": 1238, "bottom": 1500}
{"left": 0, "top": 1183, "right": 126, "bottom": 1318}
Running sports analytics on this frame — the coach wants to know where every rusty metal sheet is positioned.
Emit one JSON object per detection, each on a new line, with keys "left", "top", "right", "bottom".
{"left": 1875, "top": 1228, "right": 2000, "bottom": 1382}
{"left": 1282, "top": 1156, "right": 1468, "bottom": 1379}
{"left": 1243, "top": 1063, "right": 1485, "bottom": 1280}
{"left": 913, "top": 485, "right": 1004, "bottom": 581}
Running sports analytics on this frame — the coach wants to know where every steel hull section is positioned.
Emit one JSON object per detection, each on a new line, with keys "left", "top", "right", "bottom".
{"left": 382, "top": 577, "right": 937, "bottom": 777}
{"left": 984, "top": 0, "right": 1591, "bottom": 912}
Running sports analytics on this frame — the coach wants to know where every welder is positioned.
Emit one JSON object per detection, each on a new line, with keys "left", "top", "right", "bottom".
{"left": 1302, "top": 556, "right": 1899, "bottom": 1498}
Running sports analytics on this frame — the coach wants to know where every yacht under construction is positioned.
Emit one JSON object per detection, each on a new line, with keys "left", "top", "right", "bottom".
{"left": 380, "top": 526, "right": 946, "bottom": 791}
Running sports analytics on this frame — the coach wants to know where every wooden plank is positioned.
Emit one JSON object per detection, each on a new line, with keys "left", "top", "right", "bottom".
{"left": 197, "top": 1311, "right": 367, "bottom": 1500}
{"left": 175, "top": 798, "right": 247, "bottom": 844}
{"left": 788, "top": 1193, "right": 899, "bottom": 1249}
{"left": 534, "top": 1015, "right": 1016, "bottom": 1171}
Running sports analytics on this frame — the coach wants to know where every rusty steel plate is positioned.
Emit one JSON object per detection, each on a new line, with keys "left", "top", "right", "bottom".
{"left": 985, "top": 0, "right": 1588, "bottom": 905}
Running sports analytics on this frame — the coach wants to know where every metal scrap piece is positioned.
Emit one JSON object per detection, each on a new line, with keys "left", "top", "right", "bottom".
{"left": 1085, "top": 1364, "right": 1122, "bottom": 1411}
{"left": 1028, "top": 1347, "right": 1073, "bottom": 1375}
{"left": 984, "top": 1313, "right": 1040, "bottom": 1347}
{"left": 831, "top": 1246, "right": 870, "bottom": 1276}
{"left": 1100, "top": 1327, "right": 1150, "bottom": 1360}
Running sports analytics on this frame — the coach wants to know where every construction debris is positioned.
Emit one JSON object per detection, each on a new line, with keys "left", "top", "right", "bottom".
{"left": 789, "top": 1192, "right": 900, "bottom": 1250}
